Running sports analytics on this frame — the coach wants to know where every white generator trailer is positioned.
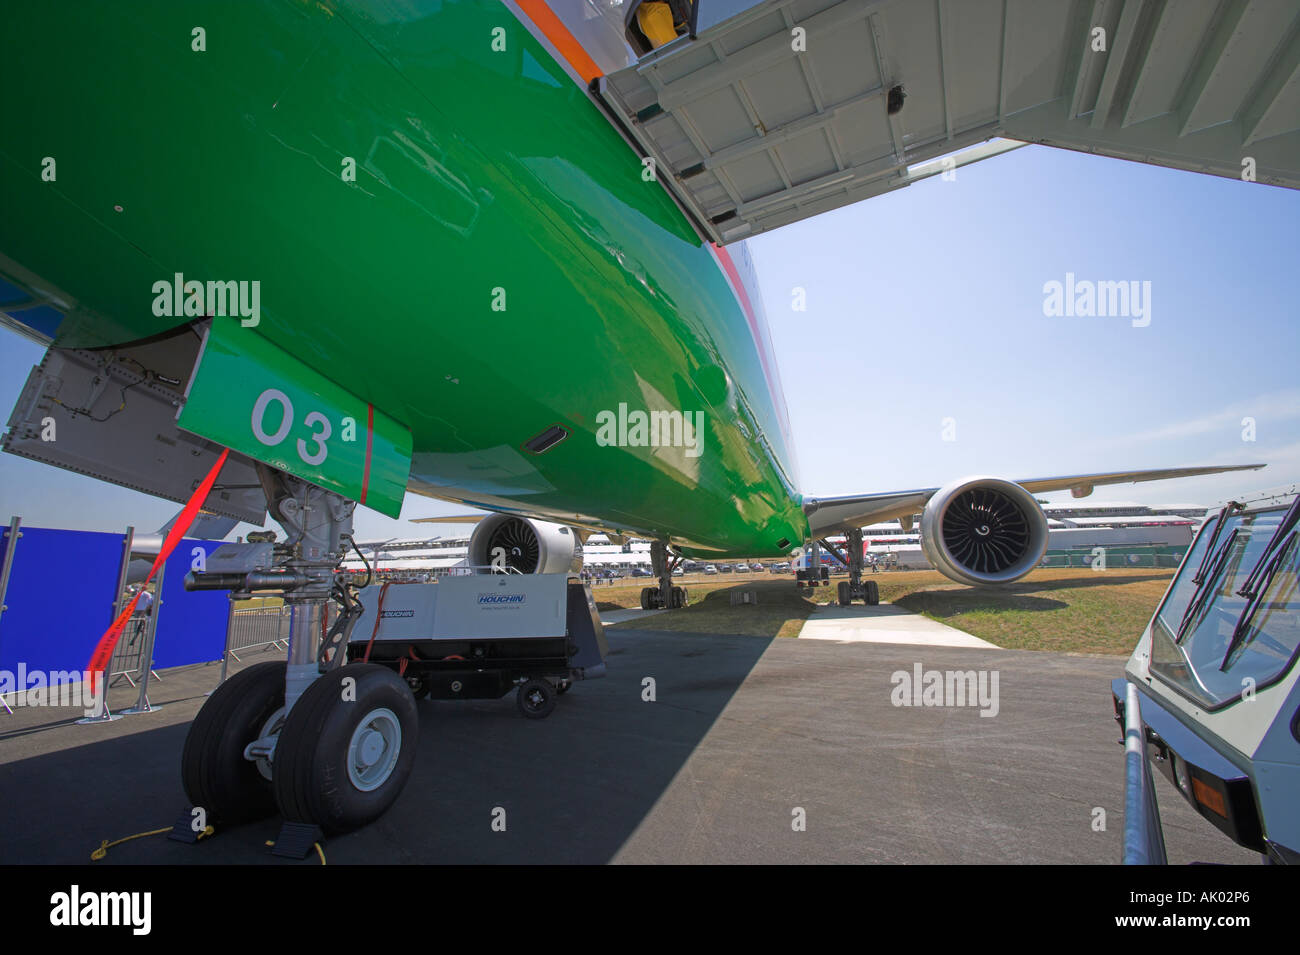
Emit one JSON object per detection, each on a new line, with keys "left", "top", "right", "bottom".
{"left": 345, "top": 573, "right": 608, "bottom": 719}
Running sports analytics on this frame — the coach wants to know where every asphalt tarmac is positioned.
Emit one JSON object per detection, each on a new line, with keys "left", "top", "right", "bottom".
{"left": 0, "top": 630, "right": 1260, "bottom": 865}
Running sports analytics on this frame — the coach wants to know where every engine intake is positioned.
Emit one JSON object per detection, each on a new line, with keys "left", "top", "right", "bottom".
{"left": 920, "top": 477, "right": 1048, "bottom": 586}
{"left": 467, "top": 515, "right": 583, "bottom": 575}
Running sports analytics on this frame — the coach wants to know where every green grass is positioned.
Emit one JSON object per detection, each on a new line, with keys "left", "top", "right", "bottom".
{"left": 241, "top": 567, "right": 1175, "bottom": 654}
{"left": 872, "top": 568, "right": 1173, "bottom": 655}
{"left": 598, "top": 574, "right": 818, "bottom": 637}
{"left": 601, "top": 567, "right": 1175, "bottom": 654}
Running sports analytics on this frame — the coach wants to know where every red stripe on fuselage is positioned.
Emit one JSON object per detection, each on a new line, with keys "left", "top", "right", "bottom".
{"left": 708, "top": 243, "right": 792, "bottom": 444}
{"left": 361, "top": 403, "right": 374, "bottom": 505}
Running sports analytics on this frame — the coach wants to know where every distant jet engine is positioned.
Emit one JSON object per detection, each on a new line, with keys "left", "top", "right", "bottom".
{"left": 468, "top": 515, "right": 583, "bottom": 574}
{"left": 920, "top": 477, "right": 1049, "bottom": 586}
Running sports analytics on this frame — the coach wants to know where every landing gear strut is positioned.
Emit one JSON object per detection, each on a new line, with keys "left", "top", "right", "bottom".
{"left": 824, "top": 529, "right": 879, "bottom": 606}
{"left": 639, "top": 540, "right": 687, "bottom": 610}
{"left": 181, "top": 466, "right": 418, "bottom": 841}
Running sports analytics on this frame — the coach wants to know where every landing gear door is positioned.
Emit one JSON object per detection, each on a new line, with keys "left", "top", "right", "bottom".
{"left": 1, "top": 328, "right": 267, "bottom": 523}
{"left": 177, "top": 319, "right": 412, "bottom": 517}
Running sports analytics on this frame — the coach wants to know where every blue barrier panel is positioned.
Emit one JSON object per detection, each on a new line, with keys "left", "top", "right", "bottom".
{"left": 152, "top": 538, "right": 230, "bottom": 669}
{"left": 0, "top": 526, "right": 123, "bottom": 675}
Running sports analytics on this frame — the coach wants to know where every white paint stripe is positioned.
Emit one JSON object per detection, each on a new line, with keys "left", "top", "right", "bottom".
{"left": 797, "top": 602, "right": 1001, "bottom": 649}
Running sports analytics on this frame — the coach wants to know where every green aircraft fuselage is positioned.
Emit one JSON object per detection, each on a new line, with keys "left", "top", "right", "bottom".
{"left": 0, "top": 1, "right": 809, "bottom": 558}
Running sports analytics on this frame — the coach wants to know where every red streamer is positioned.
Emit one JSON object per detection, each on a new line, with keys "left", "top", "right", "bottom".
{"left": 87, "top": 448, "right": 231, "bottom": 690}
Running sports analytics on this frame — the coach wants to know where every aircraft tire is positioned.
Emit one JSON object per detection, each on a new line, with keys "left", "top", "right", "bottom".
{"left": 865, "top": 580, "right": 880, "bottom": 605}
{"left": 273, "top": 664, "right": 418, "bottom": 835}
{"left": 182, "top": 661, "right": 286, "bottom": 826}
{"left": 837, "top": 581, "right": 850, "bottom": 606}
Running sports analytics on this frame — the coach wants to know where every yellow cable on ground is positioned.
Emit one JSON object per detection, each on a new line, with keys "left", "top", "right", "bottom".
{"left": 91, "top": 825, "right": 214, "bottom": 860}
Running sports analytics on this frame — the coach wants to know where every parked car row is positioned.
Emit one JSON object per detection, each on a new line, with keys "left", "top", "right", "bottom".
{"left": 580, "top": 560, "right": 795, "bottom": 580}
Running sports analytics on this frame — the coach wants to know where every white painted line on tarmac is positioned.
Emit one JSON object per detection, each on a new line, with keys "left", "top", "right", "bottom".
{"left": 798, "top": 602, "right": 1000, "bottom": 649}
{"left": 600, "top": 608, "right": 667, "bottom": 625}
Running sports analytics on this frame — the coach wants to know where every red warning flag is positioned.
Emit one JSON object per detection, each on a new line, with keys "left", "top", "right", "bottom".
{"left": 87, "top": 448, "right": 231, "bottom": 690}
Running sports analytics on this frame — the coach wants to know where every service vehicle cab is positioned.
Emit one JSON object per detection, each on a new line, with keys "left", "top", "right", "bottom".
{"left": 1113, "top": 485, "right": 1300, "bottom": 864}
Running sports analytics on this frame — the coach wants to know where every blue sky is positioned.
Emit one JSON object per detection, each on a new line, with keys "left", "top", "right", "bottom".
{"left": 2, "top": 143, "right": 1296, "bottom": 540}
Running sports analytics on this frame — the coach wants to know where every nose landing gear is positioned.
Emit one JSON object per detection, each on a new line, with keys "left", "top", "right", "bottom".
{"left": 181, "top": 467, "right": 419, "bottom": 844}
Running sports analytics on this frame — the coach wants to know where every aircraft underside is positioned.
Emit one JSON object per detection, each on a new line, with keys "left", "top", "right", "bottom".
{"left": 0, "top": 0, "right": 1291, "bottom": 840}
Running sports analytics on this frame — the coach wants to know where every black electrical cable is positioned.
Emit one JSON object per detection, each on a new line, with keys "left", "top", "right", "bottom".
{"left": 344, "top": 534, "right": 373, "bottom": 589}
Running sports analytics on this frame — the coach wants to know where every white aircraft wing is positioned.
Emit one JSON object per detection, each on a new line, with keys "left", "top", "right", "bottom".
{"left": 804, "top": 462, "right": 1266, "bottom": 535}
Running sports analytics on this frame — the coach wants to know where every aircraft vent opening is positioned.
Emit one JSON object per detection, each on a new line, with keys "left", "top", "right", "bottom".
{"left": 920, "top": 477, "right": 1048, "bottom": 586}
{"left": 524, "top": 424, "right": 568, "bottom": 454}
{"left": 467, "top": 514, "right": 585, "bottom": 575}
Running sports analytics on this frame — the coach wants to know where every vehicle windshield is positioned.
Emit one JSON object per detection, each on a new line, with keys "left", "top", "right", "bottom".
{"left": 1150, "top": 505, "right": 1300, "bottom": 707}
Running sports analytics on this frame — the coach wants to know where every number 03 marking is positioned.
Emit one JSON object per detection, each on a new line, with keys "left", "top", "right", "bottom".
{"left": 251, "top": 389, "right": 293, "bottom": 446}
{"left": 251, "top": 388, "right": 332, "bottom": 467}
{"left": 298, "top": 411, "right": 331, "bottom": 466}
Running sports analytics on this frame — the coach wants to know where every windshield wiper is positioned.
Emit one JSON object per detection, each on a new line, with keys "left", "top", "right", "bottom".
{"left": 1217, "top": 496, "right": 1300, "bottom": 671}
{"left": 1191, "top": 501, "right": 1241, "bottom": 586}
{"left": 1221, "top": 530, "right": 1298, "bottom": 671}
{"left": 1176, "top": 527, "right": 1241, "bottom": 644}
{"left": 1236, "top": 495, "right": 1300, "bottom": 599}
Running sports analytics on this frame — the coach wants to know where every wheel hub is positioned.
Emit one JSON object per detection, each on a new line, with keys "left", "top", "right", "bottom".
{"left": 347, "top": 707, "right": 402, "bottom": 792}
{"left": 250, "top": 706, "right": 287, "bottom": 781}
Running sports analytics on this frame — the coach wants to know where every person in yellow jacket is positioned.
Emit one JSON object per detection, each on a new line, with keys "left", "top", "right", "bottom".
{"left": 637, "top": 0, "right": 690, "bottom": 49}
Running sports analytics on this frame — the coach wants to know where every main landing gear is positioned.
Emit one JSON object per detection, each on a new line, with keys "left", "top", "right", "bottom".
{"left": 639, "top": 539, "right": 687, "bottom": 610}
{"left": 181, "top": 466, "right": 418, "bottom": 839}
{"left": 824, "top": 529, "right": 880, "bottom": 607}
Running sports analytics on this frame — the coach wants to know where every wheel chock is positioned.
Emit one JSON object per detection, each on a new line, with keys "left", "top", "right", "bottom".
{"left": 270, "top": 821, "right": 325, "bottom": 859}
{"left": 167, "top": 810, "right": 208, "bottom": 844}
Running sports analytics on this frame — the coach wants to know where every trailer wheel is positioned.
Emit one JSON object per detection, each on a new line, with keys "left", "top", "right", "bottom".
{"left": 517, "top": 679, "right": 557, "bottom": 719}
{"left": 182, "top": 661, "right": 286, "bottom": 826}
{"left": 273, "top": 664, "right": 418, "bottom": 835}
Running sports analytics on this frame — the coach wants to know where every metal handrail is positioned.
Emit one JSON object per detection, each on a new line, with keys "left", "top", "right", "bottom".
{"left": 1122, "top": 683, "right": 1168, "bottom": 865}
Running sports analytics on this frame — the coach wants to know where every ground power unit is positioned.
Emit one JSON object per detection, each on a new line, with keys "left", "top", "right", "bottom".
{"left": 346, "top": 573, "right": 608, "bottom": 718}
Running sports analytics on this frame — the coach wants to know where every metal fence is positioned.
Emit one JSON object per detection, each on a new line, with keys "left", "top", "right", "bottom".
{"left": 227, "top": 606, "right": 291, "bottom": 659}
{"left": 98, "top": 605, "right": 287, "bottom": 694}
{"left": 107, "top": 613, "right": 150, "bottom": 687}
{"left": 1040, "top": 545, "right": 1186, "bottom": 570}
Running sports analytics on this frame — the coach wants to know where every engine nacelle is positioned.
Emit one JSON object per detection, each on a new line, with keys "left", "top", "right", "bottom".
{"left": 919, "top": 477, "right": 1049, "bottom": 586}
{"left": 467, "top": 514, "right": 583, "bottom": 574}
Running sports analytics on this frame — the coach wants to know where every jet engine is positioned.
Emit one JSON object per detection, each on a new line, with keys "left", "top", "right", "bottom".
{"left": 919, "top": 477, "right": 1049, "bottom": 586}
{"left": 467, "top": 514, "right": 584, "bottom": 574}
